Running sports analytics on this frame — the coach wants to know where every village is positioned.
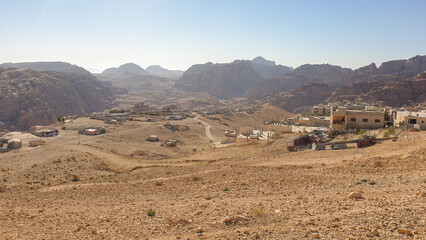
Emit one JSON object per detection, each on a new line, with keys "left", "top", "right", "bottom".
{"left": 1, "top": 102, "right": 425, "bottom": 155}
{"left": 0, "top": 103, "right": 425, "bottom": 239}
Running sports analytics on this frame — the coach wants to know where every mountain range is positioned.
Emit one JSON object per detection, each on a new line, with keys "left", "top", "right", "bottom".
{"left": 102, "top": 63, "right": 183, "bottom": 79}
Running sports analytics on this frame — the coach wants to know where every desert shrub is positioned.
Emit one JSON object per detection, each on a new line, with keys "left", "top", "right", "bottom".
{"left": 383, "top": 132, "right": 390, "bottom": 138}
{"left": 387, "top": 126, "right": 395, "bottom": 135}
{"left": 373, "top": 160, "right": 383, "bottom": 167}
{"left": 251, "top": 207, "right": 266, "bottom": 216}
{"left": 147, "top": 209, "right": 156, "bottom": 217}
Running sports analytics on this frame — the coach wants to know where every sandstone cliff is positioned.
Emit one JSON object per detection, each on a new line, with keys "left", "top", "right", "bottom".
{"left": 175, "top": 57, "right": 292, "bottom": 99}
{"left": 0, "top": 68, "right": 115, "bottom": 131}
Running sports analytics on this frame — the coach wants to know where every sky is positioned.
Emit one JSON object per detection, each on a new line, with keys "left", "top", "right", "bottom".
{"left": 0, "top": 0, "right": 425, "bottom": 72}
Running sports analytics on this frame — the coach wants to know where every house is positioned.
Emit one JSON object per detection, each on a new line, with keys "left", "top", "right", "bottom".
{"left": 298, "top": 117, "right": 310, "bottom": 126}
{"left": 394, "top": 111, "right": 426, "bottom": 130}
{"left": 147, "top": 135, "right": 159, "bottom": 142}
{"left": 32, "top": 128, "right": 59, "bottom": 137}
{"left": 313, "top": 104, "right": 331, "bottom": 115}
{"left": 78, "top": 127, "right": 106, "bottom": 135}
{"left": 309, "top": 116, "right": 330, "bottom": 127}
{"left": 330, "top": 107, "right": 386, "bottom": 130}
{"left": 1, "top": 138, "right": 22, "bottom": 153}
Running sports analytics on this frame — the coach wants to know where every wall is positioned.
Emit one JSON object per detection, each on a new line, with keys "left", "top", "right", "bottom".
{"left": 346, "top": 111, "right": 385, "bottom": 129}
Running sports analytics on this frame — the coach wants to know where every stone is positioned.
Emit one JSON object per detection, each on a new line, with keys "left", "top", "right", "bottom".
{"left": 347, "top": 192, "right": 363, "bottom": 200}
{"left": 312, "top": 233, "right": 320, "bottom": 238}
{"left": 397, "top": 228, "right": 413, "bottom": 236}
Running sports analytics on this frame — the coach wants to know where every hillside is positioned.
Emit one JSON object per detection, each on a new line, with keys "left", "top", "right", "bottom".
{"left": 328, "top": 72, "right": 426, "bottom": 106}
{"left": 0, "top": 68, "right": 115, "bottom": 131}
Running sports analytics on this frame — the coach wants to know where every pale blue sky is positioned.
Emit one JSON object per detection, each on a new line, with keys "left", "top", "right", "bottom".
{"left": 0, "top": 0, "right": 425, "bottom": 72}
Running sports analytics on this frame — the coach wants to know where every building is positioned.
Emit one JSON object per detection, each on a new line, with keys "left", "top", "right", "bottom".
{"left": 309, "top": 116, "right": 330, "bottom": 127}
{"left": 330, "top": 107, "right": 387, "bottom": 130}
{"left": 394, "top": 111, "right": 426, "bottom": 130}
{"left": 313, "top": 104, "right": 331, "bottom": 115}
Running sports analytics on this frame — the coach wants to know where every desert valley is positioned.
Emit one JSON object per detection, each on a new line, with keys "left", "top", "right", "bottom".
{"left": 0, "top": 54, "right": 425, "bottom": 239}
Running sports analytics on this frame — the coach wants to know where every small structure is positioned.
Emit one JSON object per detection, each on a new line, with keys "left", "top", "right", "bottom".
{"left": 1, "top": 138, "right": 22, "bottom": 153}
{"left": 163, "top": 139, "right": 181, "bottom": 147}
{"left": 32, "top": 128, "right": 58, "bottom": 137}
{"left": 225, "top": 130, "right": 238, "bottom": 138}
{"left": 147, "top": 135, "right": 159, "bottom": 142}
{"left": 78, "top": 127, "right": 106, "bottom": 136}
{"left": 168, "top": 115, "right": 183, "bottom": 121}
{"left": 394, "top": 111, "right": 426, "bottom": 130}
{"left": 312, "top": 143, "right": 326, "bottom": 150}
{"left": 331, "top": 142, "right": 347, "bottom": 150}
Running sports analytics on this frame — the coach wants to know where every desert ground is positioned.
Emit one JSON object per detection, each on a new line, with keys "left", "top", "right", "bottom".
{"left": 0, "top": 112, "right": 425, "bottom": 239}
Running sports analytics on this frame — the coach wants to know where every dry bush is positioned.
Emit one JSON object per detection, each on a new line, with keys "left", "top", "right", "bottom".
{"left": 251, "top": 206, "right": 266, "bottom": 216}
{"left": 373, "top": 160, "right": 383, "bottom": 167}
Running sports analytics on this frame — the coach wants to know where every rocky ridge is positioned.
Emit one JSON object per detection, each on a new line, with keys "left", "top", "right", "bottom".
{"left": 0, "top": 68, "right": 115, "bottom": 131}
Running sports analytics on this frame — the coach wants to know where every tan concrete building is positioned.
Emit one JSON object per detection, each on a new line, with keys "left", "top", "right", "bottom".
{"left": 309, "top": 116, "right": 330, "bottom": 127}
{"left": 330, "top": 107, "right": 386, "bottom": 130}
{"left": 394, "top": 111, "right": 426, "bottom": 130}
{"left": 313, "top": 104, "right": 331, "bottom": 115}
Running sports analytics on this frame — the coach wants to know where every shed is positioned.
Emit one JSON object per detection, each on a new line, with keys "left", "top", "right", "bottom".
{"left": 147, "top": 135, "right": 159, "bottom": 142}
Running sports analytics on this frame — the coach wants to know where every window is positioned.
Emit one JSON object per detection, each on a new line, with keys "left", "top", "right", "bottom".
{"left": 375, "top": 119, "right": 380, "bottom": 123}
{"left": 351, "top": 118, "right": 356, "bottom": 122}
{"left": 409, "top": 119, "right": 417, "bottom": 124}
{"left": 341, "top": 117, "right": 345, "bottom": 122}
{"left": 362, "top": 119, "right": 368, "bottom": 122}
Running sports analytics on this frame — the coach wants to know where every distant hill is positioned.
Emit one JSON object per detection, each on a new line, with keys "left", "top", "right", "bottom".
{"left": 175, "top": 57, "right": 292, "bottom": 99}
{"left": 102, "top": 63, "right": 150, "bottom": 75}
{"left": 146, "top": 65, "right": 184, "bottom": 79}
{"left": 0, "top": 68, "right": 115, "bottom": 131}
{"left": 0, "top": 61, "right": 92, "bottom": 76}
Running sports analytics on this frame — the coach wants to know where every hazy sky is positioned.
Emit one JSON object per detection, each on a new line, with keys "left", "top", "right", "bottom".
{"left": 1, "top": 0, "right": 425, "bottom": 72}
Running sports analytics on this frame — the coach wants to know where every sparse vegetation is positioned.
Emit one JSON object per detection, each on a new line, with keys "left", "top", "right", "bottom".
{"left": 147, "top": 209, "right": 156, "bottom": 217}
{"left": 251, "top": 207, "right": 266, "bottom": 216}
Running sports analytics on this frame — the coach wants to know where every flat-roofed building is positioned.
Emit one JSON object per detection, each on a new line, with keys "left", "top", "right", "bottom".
{"left": 394, "top": 111, "right": 426, "bottom": 130}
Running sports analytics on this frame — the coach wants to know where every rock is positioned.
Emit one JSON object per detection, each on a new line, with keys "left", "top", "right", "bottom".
{"left": 397, "top": 228, "right": 413, "bottom": 236}
{"left": 372, "top": 227, "right": 379, "bottom": 236}
{"left": 28, "top": 140, "right": 46, "bottom": 147}
{"left": 312, "top": 232, "right": 320, "bottom": 238}
{"left": 0, "top": 184, "right": 7, "bottom": 192}
{"left": 203, "top": 194, "right": 212, "bottom": 200}
{"left": 194, "top": 227, "right": 203, "bottom": 234}
{"left": 347, "top": 192, "right": 363, "bottom": 200}
{"left": 221, "top": 215, "right": 247, "bottom": 225}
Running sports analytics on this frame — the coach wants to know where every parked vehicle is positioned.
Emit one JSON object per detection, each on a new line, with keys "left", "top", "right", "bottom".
{"left": 331, "top": 142, "right": 347, "bottom": 150}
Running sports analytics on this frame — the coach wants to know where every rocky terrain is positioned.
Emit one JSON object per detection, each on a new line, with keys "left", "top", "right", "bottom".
{"left": 0, "top": 61, "right": 92, "bottom": 76}
{"left": 0, "top": 68, "right": 115, "bottom": 131}
{"left": 175, "top": 57, "right": 292, "bottom": 99}
{"left": 0, "top": 111, "right": 424, "bottom": 239}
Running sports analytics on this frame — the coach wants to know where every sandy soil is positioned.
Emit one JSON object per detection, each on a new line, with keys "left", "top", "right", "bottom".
{"left": 0, "top": 115, "right": 425, "bottom": 239}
